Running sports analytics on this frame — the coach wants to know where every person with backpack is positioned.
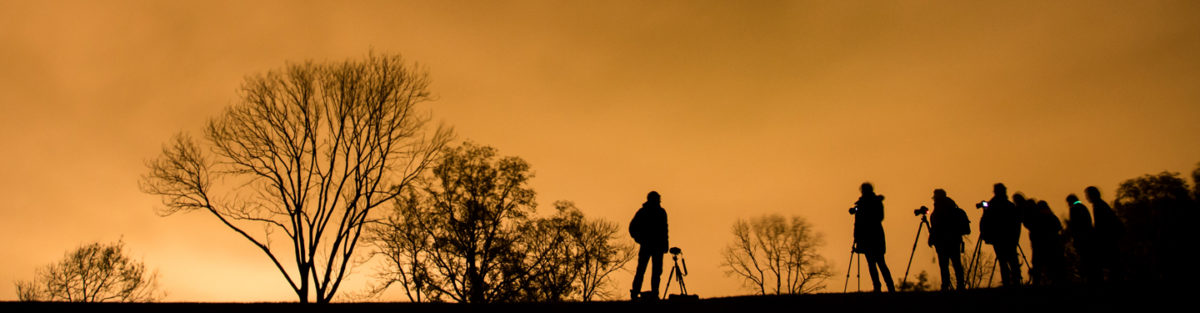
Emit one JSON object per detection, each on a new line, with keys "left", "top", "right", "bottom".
{"left": 928, "top": 189, "right": 970, "bottom": 290}
{"left": 629, "top": 191, "right": 669, "bottom": 300}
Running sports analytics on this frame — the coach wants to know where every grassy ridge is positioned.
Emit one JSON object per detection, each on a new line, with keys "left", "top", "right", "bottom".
{"left": 1, "top": 285, "right": 1179, "bottom": 313}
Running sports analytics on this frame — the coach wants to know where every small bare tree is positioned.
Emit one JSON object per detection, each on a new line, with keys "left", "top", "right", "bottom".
{"left": 15, "top": 239, "right": 163, "bottom": 302}
{"left": 141, "top": 53, "right": 451, "bottom": 303}
{"left": 722, "top": 214, "right": 832, "bottom": 295}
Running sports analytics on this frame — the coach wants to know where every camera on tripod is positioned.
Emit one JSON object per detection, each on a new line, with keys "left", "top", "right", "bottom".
{"left": 913, "top": 206, "right": 929, "bottom": 216}
{"left": 975, "top": 201, "right": 989, "bottom": 209}
{"left": 664, "top": 246, "right": 698, "bottom": 301}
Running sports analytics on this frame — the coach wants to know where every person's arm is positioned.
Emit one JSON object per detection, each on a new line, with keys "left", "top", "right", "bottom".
{"left": 663, "top": 210, "right": 669, "bottom": 252}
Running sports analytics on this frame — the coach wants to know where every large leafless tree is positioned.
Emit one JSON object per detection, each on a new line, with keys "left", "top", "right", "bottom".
{"left": 722, "top": 214, "right": 832, "bottom": 295}
{"left": 16, "top": 240, "right": 163, "bottom": 302}
{"left": 141, "top": 53, "right": 451, "bottom": 303}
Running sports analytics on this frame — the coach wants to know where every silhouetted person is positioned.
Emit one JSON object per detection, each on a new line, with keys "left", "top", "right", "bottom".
{"left": 980, "top": 183, "right": 1022, "bottom": 287}
{"left": 1025, "top": 200, "right": 1066, "bottom": 285}
{"left": 629, "top": 191, "right": 668, "bottom": 300}
{"left": 852, "top": 182, "right": 895, "bottom": 292}
{"left": 928, "top": 189, "right": 969, "bottom": 290}
{"left": 1086, "top": 186, "right": 1123, "bottom": 282}
{"left": 1066, "top": 194, "right": 1097, "bottom": 284}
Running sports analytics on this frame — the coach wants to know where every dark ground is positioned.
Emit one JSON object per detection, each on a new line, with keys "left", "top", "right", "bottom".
{"left": 1, "top": 285, "right": 1183, "bottom": 313}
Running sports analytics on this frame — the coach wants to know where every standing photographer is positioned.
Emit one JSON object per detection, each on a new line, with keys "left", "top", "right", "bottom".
{"left": 1066, "top": 194, "right": 1097, "bottom": 284}
{"left": 980, "top": 183, "right": 1022, "bottom": 287}
{"left": 928, "top": 189, "right": 969, "bottom": 290}
{"left": 851, "top": 182, "right": 895, "bottom": 292}
{"left": 629, "top": 191, "right": 668, "bottom": 300}
{"left": 1086, "top": 186, "right": 1123, "bottom": 282}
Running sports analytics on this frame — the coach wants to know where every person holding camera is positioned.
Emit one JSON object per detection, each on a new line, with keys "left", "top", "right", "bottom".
{"left": 851, "top": 182, "right": 895, "bottom": 292}
{"left": 980, "top": 183, "right": 1022, "bottom": 287}
{"left": 629, "top": 191, "right": 668, "bottom": 300}
{"left": 928, "top": 189, "right": 969, "bottom": 290}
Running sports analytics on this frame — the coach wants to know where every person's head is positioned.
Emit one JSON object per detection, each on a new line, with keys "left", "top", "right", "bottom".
{"left": 993, "top": 183, "right": 1007, "bottom": 197}
{"left": 1037, "top": 200, "right": 1052, "bottom": 213}
{"left": 861, "top": 182, "right": 874, "bottom": 195}
{"left": 933, "top": 188, "right": 947, "bottom": 200}
{"left": 1012, "top": 192, "right": 1026, "bottom": 204}
{"left": 1066, "top": 194, "right": 1081, "bottom": 206}
{"left": 647, "top": 191, "right": 661, "bottom": 204}
{"left": 1085, "top": 186, "right": 1102, "bottom": 203}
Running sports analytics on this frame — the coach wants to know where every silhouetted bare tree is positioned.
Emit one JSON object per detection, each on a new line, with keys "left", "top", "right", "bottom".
{"left": 365, "top": 144, "right": 633, "bottom": 303}
{"left": 518, "top": 201, "right": 635, "bottom": 302}
{"left": 722, "top": 214, "right": 832, "bottom": 295}
{"left": 15, "top": 240, "right": 163, "bottom": 302}
{"left": 379, "top": 142, "right": 538, "bottom": 303}
{"left": 140, "top": 53, "right": 451, "bottom": 303}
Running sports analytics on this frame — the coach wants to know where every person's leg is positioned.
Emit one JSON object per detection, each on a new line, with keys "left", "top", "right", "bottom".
{"left": 877, "top": 255, "right": 895, "bottom": 292}
{"left": 1008, "top": 248, "right": 1022, "bottom": 285}
{"left": 866, "top": 254, "right": 882, "bottom": 292}
{"left": 866, "top": 253, "right": 894, "bottom": 292}
{"left": 937, "top": 250, "right": 952, "bottom": 290}
{"left": 993, "top": 245, "right": 1012, "bottom": 286}
{"left": 631, "top": 247, "right": 650, "bottom": 298}
{"left": 650, "top": 251, "right": 664, "bottom": 298}
{"left": 998, "top": 244, "right": 1021, "bottom": 286}
{"left": 951, "top": 251, "right": 965, "bottom": 290}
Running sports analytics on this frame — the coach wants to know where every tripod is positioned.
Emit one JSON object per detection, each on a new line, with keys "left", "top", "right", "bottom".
{"left": 663, "top": 251, "right": 690, "bottom": 299}
{"left": 967, "top": 237, "right": 1032, "bottom": 288}
{"left": 901, "top": 212, "right": 932, "bottom": 288}
{"left": 843, "top": 241, "right": 862, "bottom": 292}
{"left": 965, "top": 235, "right": 985, "bottom": 288}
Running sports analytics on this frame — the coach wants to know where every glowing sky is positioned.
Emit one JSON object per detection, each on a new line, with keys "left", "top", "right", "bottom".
{"left": 2, "top": 0, "right": 1198, "bottom": 301}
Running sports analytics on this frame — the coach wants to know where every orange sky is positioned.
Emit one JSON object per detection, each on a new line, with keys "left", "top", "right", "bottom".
{"left": 2, "top": 0, "right": 1199, "bottom": 302}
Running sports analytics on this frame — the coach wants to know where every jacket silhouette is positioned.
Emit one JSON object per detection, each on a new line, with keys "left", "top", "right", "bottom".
{"left": 629, "top": 200, "right": 669, "bottom": 253}
{"left": 980, "top": 195, "right": 1020, "bottom": 247}
{"left": 854, "top": 193, "right": 886, "bottom": 255}
{"left": 929, "top": 194, "right": 970, "bottom": 247}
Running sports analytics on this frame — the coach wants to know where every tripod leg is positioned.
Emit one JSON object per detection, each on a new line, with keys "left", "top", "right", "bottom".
{"left": 844, "top": 242, "right": 855, "bottom": 293}
{"left": 966, "top": 236, "right": 983, "bottom": 288}
{"left": 902, "top": 219, "right": 927, "bottom": 288}
{"left": 987, "top": 255, "right": 998, "bottom": 287}
{"left": 663, "top": 263, "right": 675, "bottom": 299}
{"left": 857, "top": 252, "right": 862, "bottom": 292}
{"left": 1016, "top": 244, "right": 1029, "bottom": 285}
{"left": 678, "top": 267, "right": 688, "bottom": 295}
